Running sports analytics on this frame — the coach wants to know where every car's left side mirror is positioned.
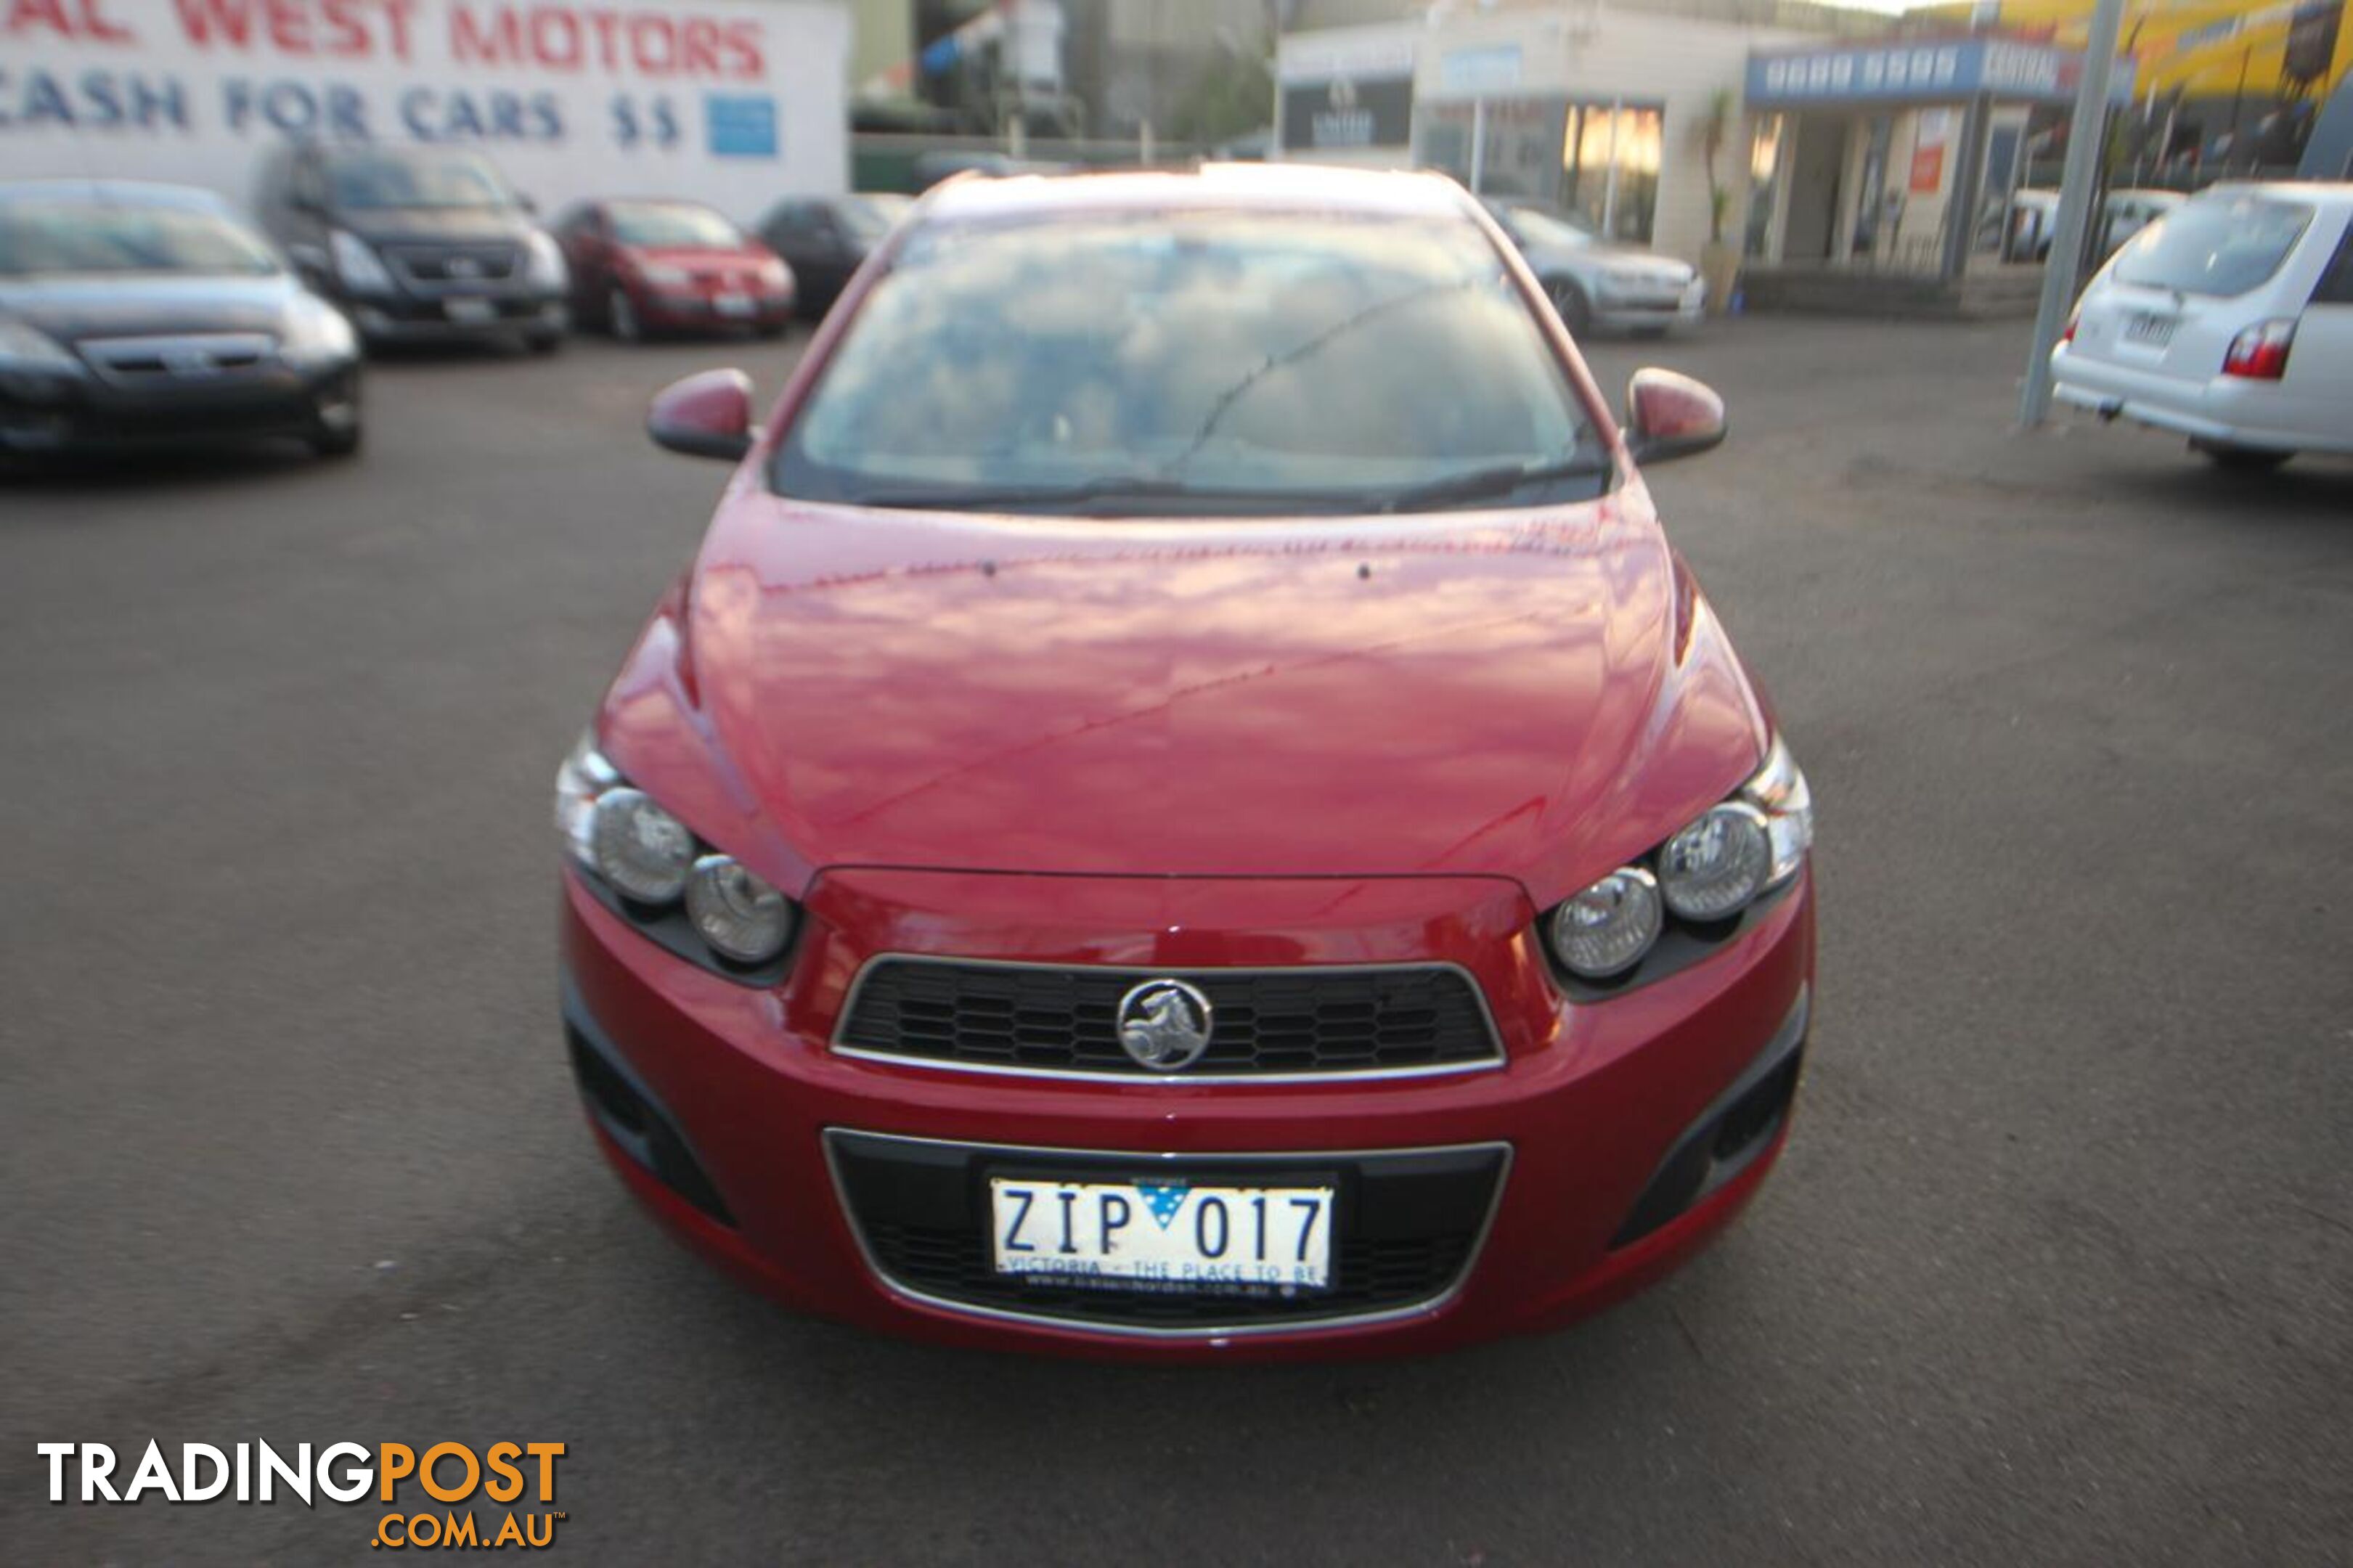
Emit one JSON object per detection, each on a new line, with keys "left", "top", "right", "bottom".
{"left": 648, "top": 369, "right": 755, "bottom": 462}
{"left": 1623, "top": 368, "right": 1727, "bottom": 466}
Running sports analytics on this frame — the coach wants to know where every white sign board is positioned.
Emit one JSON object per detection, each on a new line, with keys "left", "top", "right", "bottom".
{"left": 0, "top": 0, "right": 849, "bottom": 224}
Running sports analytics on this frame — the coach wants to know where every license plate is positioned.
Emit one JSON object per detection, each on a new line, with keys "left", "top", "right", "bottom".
{"left": 712, "top": 294, "right": 754, "bottom": 317}
{"left": 990, "top": 1177, "right": 1334, "bottom": 1291}
{"left": 443, "top": 296, "right": 497, "bottom": 324}
{"left": 2123, "top": 312, "right": 2177, "bottom": 347}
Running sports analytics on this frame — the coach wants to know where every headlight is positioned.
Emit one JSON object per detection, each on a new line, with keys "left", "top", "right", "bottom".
{"left": 1744, "top": 734, "right": 1814, "bottom": 887}
{"left": 589, "top": 788, "right": 696, "bottom": 902}
{"left": 0, "top": 317, "right": 81, "bottom": 373}
{"left": 556, "top": 732, "right": 801, "bottom": 973}
{"left": 686, "top": 854, "right": 795, "bottom": 964}
{"left": 280, "top": 295, "right": 356, "bottom": 367}
{"left": 1657, "top": 804, "right": 1772, "bottom": 921}
{"left": 636, "top": 261, "right": 690, "bottom": 289}
{"left": 330, "top": 230, "right": 396, "bottom": 293}
{"left": 756, "top": 256, "right": 791, "bottom": 291}
{"left": 1541, "top": 734, "right": 1811, "bottom": 988}
{"left": 525, "top": 230, "right": 568, "bottom": 289}
{"left": 1549, "top": 867, "right": 1664, "bottom": 979}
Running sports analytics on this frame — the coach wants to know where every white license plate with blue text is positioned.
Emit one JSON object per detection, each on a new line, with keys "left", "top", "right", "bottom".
{"left": 990, "top": 1177, "right": 1334, "bottom": 1291}
{"left": 713, "top": 294, "right": 755, "bottom": 317}
{"left": 443, "top": 296, "right": 497, "bottom": 324}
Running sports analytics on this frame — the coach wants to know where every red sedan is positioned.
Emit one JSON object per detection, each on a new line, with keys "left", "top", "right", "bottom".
{"left": 556, "top": 167, "right": 1814, "bottom": 1359}
{"left": 550, "top": 197, "right": 793, "bottom": 340}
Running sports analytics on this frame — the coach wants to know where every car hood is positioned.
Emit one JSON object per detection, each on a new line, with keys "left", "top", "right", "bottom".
{"left": 333, "top": 207, "right": 533, "bottom": 248}
{"left": 606, "top": 494, "right": 1770, "bottom": 900}
{"left": 0, "top": 274, "right": 299, "bottom": 342}
{"left": 1522, "top": 239, "right": 1695, "bottom": 284}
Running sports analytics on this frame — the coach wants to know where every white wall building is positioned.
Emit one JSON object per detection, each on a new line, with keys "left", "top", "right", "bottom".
{"left": 1276, "top": 5, "right": 1810, "bottom": 266}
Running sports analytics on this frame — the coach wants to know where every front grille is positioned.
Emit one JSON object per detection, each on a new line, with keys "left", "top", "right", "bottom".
{"left": 836, "top": 960, "right": 1501, "bottom": 1078}
{"left": 79, "top": 333, "right": 277, "bottom": 383}
{"left": 387, "top": 244, "right": 518, "bottom": 284}
{"left": 829, "top": 1131, "right": 1506, "bottom": 1332}
{"left": 863, "top": 1224, "right": 1471, "bottom": 1326}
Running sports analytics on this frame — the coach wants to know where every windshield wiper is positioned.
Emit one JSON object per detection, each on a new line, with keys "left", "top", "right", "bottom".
{"left": 844, "top": 475, "right": 1369, "bottom": 514}
{"left": 1374, "top": 454, "right": 1614, "bottom": 513}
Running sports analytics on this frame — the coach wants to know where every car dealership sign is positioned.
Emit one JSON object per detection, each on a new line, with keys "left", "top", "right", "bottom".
{"left": 1748, "top": 38, "right": 2137, "bottom": 107}
{"left": 0, "top": 0, "right": 847, "bottom": 220}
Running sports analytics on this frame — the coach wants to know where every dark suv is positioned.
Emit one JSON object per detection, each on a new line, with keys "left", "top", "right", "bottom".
{"left": 255, "top": 143, "right": 568, "bottom": 352}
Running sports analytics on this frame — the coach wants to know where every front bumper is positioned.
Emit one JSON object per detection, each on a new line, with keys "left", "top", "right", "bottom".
{"left": 632, "top": 288, "right": 794, "bottom": 333}
{"left": 1594, "top": 281, "right": 1707, "bottom": 334}
{"left": 560, "top": 865, "right": 1813, "bottom": 1359}
{"left": 2052, "top": 346, "right": 2352, "bottom": 456}
{"left": 340, "top": 289, "right": 567, "bottom": 344}
{"left": 0, "top": 362, "right": 354, "bottom": 453}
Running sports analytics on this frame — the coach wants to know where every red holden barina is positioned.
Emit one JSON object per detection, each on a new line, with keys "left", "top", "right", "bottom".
{"left": 556, "top": 167, "right": 1815, "bottom": 1358}
{"left": 551, "top": 197, "right": 794, "bottom": 340}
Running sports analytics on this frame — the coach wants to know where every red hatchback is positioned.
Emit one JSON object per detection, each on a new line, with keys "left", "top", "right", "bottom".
{"left": 557, "top": 167, "right": 1815, "bottom": 1359}
{"left": 551, "top": 197, "right": 794, "bottom": 340}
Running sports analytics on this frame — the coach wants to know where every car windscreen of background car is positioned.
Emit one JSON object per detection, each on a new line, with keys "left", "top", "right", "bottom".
{"left": 1503, "top": 207, "right": 1598, "bottom": 250}
{"left": 608, "top": 203, "right": 743, "bottom": 248}
{"left": 327, "top": 152, "right": 510, "bottom": 211}
{"left": 0, "top": 203, "right": 278, "bottom": 277}
{"left": 773, "top": 211, "right": 1603, "bottom": 515}
{"left": 839, "top": 196, "right": 912, "bottom": 242}
{"left": 2111, "top": 195, "right": 2312, "bottom": 297}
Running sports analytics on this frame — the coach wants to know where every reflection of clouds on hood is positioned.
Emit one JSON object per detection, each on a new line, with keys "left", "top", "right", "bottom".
{"left": 788, "top": 213, "right": 1591, "bottom": 493}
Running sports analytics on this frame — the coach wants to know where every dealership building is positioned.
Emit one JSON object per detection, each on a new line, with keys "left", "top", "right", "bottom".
{"left": 1275, "top": 0, "right": 2132, "bottom": 311}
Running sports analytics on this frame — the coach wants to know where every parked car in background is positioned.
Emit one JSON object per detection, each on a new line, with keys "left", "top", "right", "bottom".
{"left": 550, "top": 199, "right": 793, "bottom": 341}
{"left": 2097, "top": 189, "right": 2186, "bottom": 259}
{"left": 560, "top": 166, "right": 1814, "bottom": 1360}
{"left": 2052, "top": 182, "right": 2353, "bottom": 468}
{"left": 253, "top": 143, "right": 568, "bottom": 353}
{"left": 1480, "top": 197, "right": 1704, "bottom": 336}
{"left": 2006, "top": 187, "right": 2188, "bottom": 265}
{"left": 2006, "top": 189, "right": 2061, "bottom": 261}
{"left": 0, "top": 180, "right": 362, "bottom": 458}
{"left": 908, "top": 151, "right": 1072, "bottom": 190}
{"left": 753, "top": 193, "right": 910, "bottom": 317}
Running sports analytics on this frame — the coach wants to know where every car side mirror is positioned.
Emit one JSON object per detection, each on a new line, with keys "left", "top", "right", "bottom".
{"left": 648, "top": 369, "right": 756, "bottom": 462}
{"left": 1623, "top": 368, "right": 1727, "bottom": 466}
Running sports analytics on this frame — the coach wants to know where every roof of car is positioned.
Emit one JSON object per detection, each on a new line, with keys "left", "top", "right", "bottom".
{"left": 2198, "top": 179, "right": 2353, "bottom": 208}
{"left": 918, "top": 163, "right": 1475, "bottom": 225}
{"left": 0, "top": 179, "right": 231, "bottom": 212}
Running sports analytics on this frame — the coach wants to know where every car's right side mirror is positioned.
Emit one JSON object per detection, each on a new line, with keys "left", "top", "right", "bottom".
{"left": 648, "top": 369, "right": 756, "bottom": 462}
{"left": 1623, "top": 368, "right": 1727, "bottom": 466}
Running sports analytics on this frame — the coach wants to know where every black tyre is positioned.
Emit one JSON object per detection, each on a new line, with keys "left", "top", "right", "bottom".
{"left": 1546, "top": 276, "right": 1594, "bottom": 336}
{"left": 2192, "top": 440, "right": 2291, "bottom": 473}
{"left": 526, "top": 329, "right": 566, "bottom": 356}
{"left": 306, "top": 378, "right": 362, "bottom": 457}
{"left": 608, "top": 287, "right": 641, "bottom": 343}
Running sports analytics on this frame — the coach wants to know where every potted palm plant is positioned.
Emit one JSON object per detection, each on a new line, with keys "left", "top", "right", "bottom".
{"left": 1697, "top": 88, "right": 1742, "bottom": 314}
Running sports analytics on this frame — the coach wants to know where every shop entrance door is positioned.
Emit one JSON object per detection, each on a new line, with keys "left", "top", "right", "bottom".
{"left": 1784, "top": 117, "right": 1846, "bottom": 261}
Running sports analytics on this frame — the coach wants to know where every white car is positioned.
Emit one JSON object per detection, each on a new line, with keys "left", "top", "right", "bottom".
{"left": 1481, "top": 199, "right": 1705, "bottom": 337}
{"left": 2052, "top": 182, "right": 2353, "bottom": 467}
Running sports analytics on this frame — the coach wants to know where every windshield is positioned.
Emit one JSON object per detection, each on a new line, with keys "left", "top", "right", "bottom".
{"left": 774, "top": 211, "right": 1603, "bottom": 516}
{"left": 325, "top": 152, "right": 512, "bottom": 211}
{"left": 2111, "top": 193, "right": 2312, "bottom": 297}
{"left": 839, "top": 195, "right": 913, "bottom": 242}
{"left": 0, "top": 201, "right": 278, "bottom": 277}
{"left": 1498, "top": 205, "right": 1598, "bottom": 250}
{"left": 608, "top": 201, "right": 743, "bottom": 248}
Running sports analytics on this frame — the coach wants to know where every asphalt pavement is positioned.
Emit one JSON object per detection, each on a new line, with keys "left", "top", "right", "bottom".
{"left": 3, "top": 317, "right": 2348, "bottom": 1565}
